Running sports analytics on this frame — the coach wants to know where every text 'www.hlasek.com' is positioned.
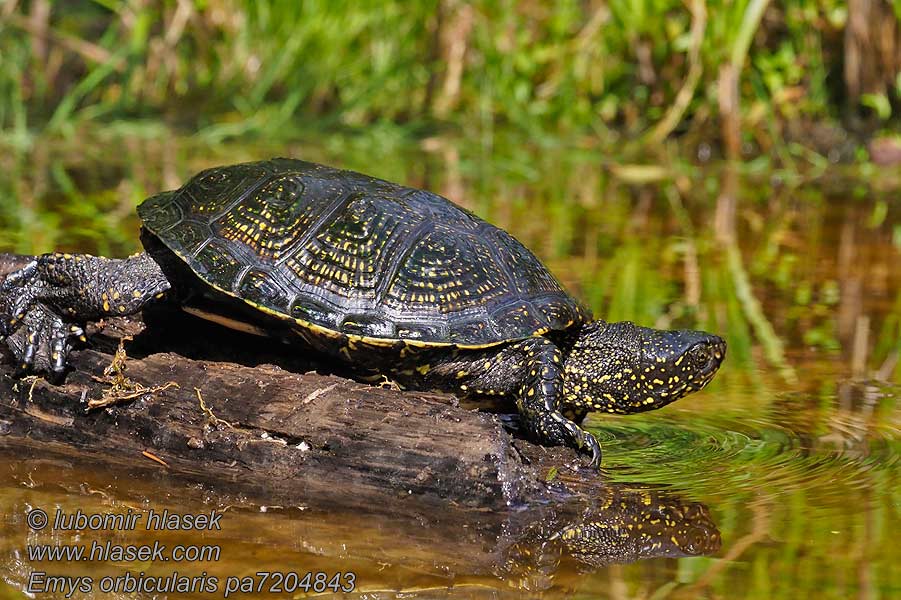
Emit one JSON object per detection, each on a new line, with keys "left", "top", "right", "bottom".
{"left": 23, "top": 507, "right": 357, "bottom": 597}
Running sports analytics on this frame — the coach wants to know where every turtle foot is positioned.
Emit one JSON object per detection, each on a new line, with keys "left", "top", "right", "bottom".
{"left": 3, "top": 301, "right": 85, "bottom": 379}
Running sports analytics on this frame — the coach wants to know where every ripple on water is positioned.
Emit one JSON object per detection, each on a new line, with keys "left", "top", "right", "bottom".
{"left": 592, "top": 408, "right": 899, "bottom": 503}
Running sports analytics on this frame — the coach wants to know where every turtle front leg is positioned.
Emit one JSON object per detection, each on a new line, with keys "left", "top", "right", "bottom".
{"left": 0, "top": 252, "right": 170, "bottom": 377}
{"left": 5, "top": 302, "right": 85, "bottom": 375}
{"left": 508, "top": 338, "right": 602, "bottom": 469}
{"left": 401, "top": 337, "right": 602, "bottom": 467}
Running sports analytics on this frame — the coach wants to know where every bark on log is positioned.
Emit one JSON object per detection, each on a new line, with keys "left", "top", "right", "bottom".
{"left": 0, "top": 249, "right": 590, "bottom": 510}
{"left": 0, "top": 256, "right": 723, "bottom": 593}
{"left": 0, "top": 440, "right": 722, "bottom": 595}
{"left": 0, "top": 308, "right": 571, "bottom": 510}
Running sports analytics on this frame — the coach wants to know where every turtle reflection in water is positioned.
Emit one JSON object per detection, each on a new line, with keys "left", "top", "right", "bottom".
{"left": 499, "top": 487, "right": 721, "bottom": 592}
{"left": 0, "top": 159, "right": 725, "bottom": 467}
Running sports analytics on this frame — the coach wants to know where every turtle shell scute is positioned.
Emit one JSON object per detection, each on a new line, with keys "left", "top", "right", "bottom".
{"left": 138, "top": 191, "right": 183, "bottom": 232}
{"left": 138, "top": 159, "right": 588, "bottom": 346}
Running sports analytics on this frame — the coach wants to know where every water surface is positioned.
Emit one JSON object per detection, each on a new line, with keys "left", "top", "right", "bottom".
{"left": 0, "top": 136, "right": 898, "bottom": 599}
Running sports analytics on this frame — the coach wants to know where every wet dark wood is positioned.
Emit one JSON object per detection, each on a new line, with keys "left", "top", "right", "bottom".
{"left": 0, "top": 252, "right": 596, "bottom": 510}
{"left": 0, "top": 327, "right": 556, "bottom": 510}
{"left": 0, "top": 255, "right": 725, "bottom": 596}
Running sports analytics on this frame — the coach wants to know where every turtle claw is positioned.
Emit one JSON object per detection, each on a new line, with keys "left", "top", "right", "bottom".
{"left": 15, "top": 333, "right": 36, "bottom": 375}
{"left": 49, "top": 319, "right": 71, "bottom": 378}
{"left": 1, "top": 258, "right": 79, "bottom": 377}
{"left": 584, "top": 434, "right": 602, "bottom": 470}
{"left": 3, "top": 301, "right": 82, "bottom": 378}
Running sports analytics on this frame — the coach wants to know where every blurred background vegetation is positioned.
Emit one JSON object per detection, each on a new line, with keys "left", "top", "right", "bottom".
{"left": 0, "top": 0, "right": 898, "bottom": 381}
{"left": 0, "top": 3, "right": 898, "bottom": 598}
{"left": 1, "top": 0, "right": 900, "bottom": 160}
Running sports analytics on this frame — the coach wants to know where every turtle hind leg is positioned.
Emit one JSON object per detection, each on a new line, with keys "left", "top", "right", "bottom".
{"left": 0, "top": 252, "right": 171, "bottom": 376}
{"left": 510, "top": 337, "right": 602, "bottom": 469}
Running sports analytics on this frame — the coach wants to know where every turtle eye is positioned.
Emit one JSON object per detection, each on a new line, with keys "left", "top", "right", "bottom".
{"left": 689, "top": 344, "right": 711, "bottom": 364}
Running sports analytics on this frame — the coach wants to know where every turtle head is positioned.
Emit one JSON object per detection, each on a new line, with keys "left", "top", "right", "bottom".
{"left": 562, "top": 321, "right": 726, "bottom": 413}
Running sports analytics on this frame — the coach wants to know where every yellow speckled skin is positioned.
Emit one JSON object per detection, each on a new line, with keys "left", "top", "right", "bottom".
{"left": 502, "top": 487, "right": 721, "bottom": 584}
{"left": 0, "top": 159, "right": 726, "bottom": 468}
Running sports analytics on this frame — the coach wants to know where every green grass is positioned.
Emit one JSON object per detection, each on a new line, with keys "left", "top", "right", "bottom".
{"left": 0, "top": 1, "right": 889, "bottom": 156}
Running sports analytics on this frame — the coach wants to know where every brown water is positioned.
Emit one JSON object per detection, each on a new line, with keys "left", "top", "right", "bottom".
{"left": 0, "top": 136, "right": 898, "bottom": 599}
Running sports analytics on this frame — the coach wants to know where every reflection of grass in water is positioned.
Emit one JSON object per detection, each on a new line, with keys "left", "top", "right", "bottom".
{"left": 726, "top": 242, "right": 796, "bottom": 383}
{"left": 0, "top": 138, "right": 898, "bottom": 599}
{"left": 0, "top": 150, "right": 142, "bottom": 255}
{"left": 596, "top": 413, "right": 898, "bottom": 496}
{"left": 873, "top": 289, "right": 901, "bottom": 381}
{"left": 1, "top": 135, "right": 899, "bottom": 387}
{"left": 591, "top": 409, "right": 899, "bottom": 599}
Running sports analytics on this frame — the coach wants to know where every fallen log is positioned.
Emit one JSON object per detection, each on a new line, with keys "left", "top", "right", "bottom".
{"left": 0, "top": 252, "right": 578, "bottom": 510}
{"left": 0, "top": 447, "right": 721, "bottom": 596}
{"left": 0, "top": 254, "right": 723, "bottom": 594}
{"left": 0, "top": 307, "right": 563, "bottom": 511}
